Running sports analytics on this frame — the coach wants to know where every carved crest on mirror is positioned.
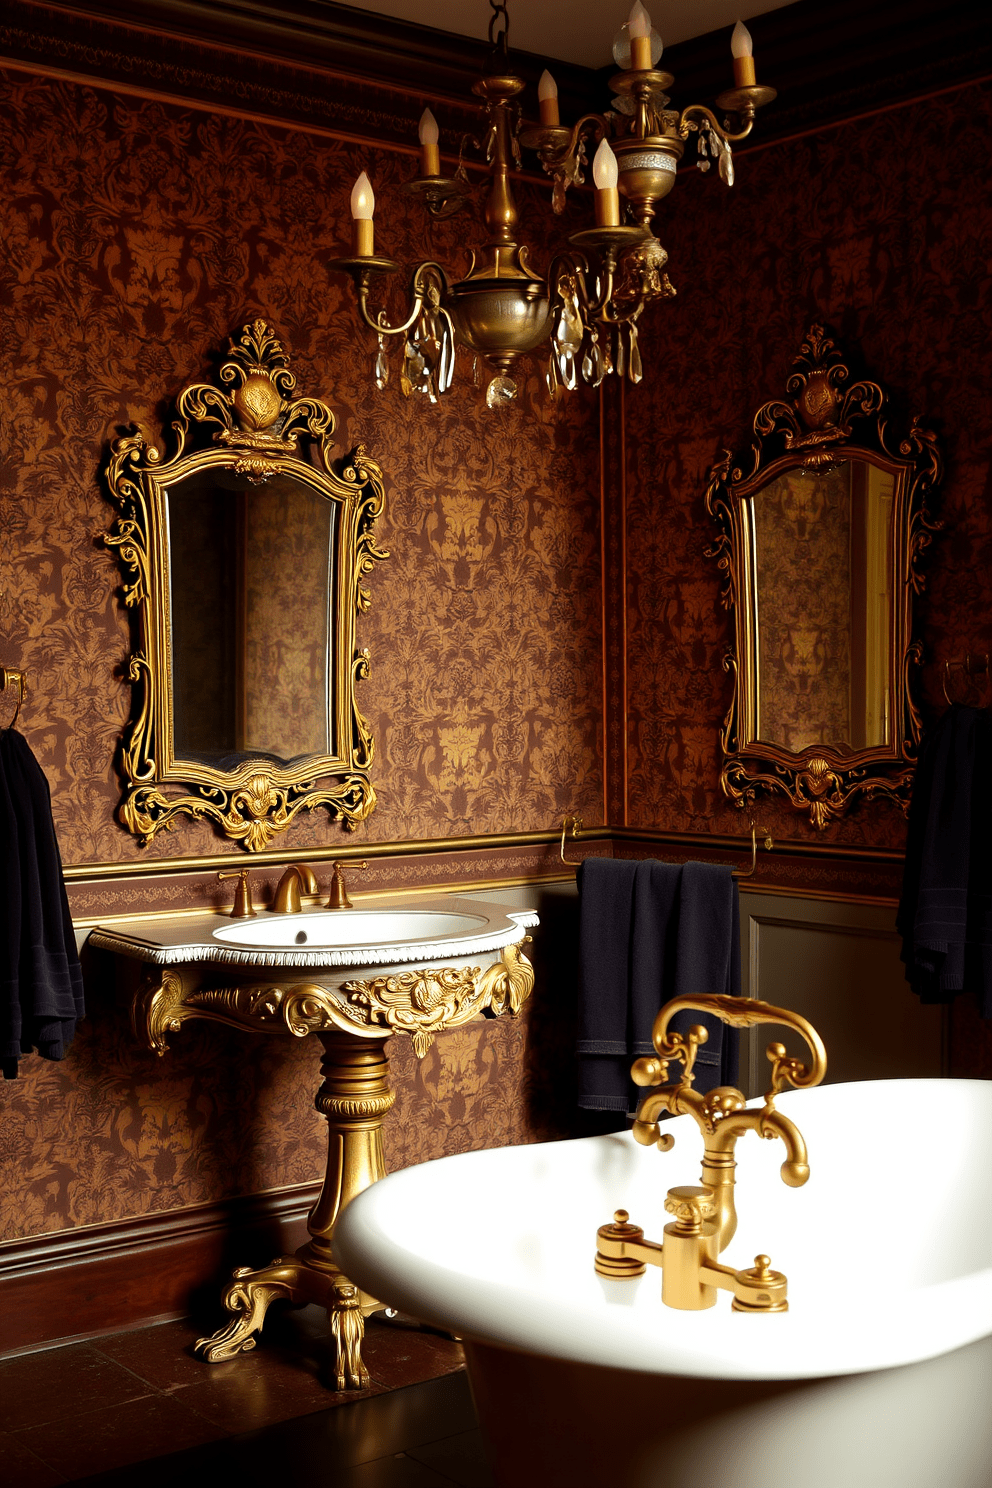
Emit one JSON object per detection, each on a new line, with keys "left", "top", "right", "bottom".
{"left": 705, "top": 325, "right": 942, "bottom": 829}
{"left": 105, "top": 320, "right": 389, "bottom": 851}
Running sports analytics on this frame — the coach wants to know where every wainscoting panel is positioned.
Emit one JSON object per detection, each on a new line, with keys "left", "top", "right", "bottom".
{"left": 738, "top": 892, "right": 945, "bottom": 1097}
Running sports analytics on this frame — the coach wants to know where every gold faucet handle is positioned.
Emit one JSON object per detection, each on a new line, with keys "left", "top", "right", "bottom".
{"left": 594, "top": 1209, "right": 648, "bottom": 1279}
{"left": 217, "top": 869, "right": 256, "bottom": 918}
{"left": 650, "top": 994, "right": 827, "bottom": 1104}
{"left": 664, "top": 1185, "right": 716, "bottom": 1235}
{"left": 731, "top": 1255, "right": 788, "bottom": 1313}
{"left": 326, "top": 860, "right": 368, "bottom": 910}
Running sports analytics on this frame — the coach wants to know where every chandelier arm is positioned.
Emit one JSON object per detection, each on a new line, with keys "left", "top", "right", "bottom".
{"left": 679, "top": 103, "right": 755, "bottom": 146}
{"left": 585, "top": 253, "right": 621, "bottom": 322}
{"left": 355, "top": 262, "right": 449, "bottom": 338}
{"left": 561, "top": 112, "right": 610, "bottom": 162}
{"left": 547, "top": 251, "right": 593, "bottom": 312}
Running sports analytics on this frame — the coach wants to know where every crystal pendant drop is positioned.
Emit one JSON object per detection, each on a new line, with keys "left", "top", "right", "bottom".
{"left": 485, "top": 374, "right": 517, "bottom": 407}
{"left": 628, "top": 323, "right": 643, "bottom": 384}
{"left": 583, "top": 332, "right": 607, "bottom": 387}
{"left": 374, "top": 336, "right": 389, "bottom": 390}
{"left": 718, "top": 142, "right": 735, "bottom": 187}
{"left": 437, "top": 313, "right": 455, "bottom": 393}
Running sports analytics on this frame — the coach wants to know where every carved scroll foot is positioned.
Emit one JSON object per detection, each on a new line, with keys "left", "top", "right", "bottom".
{"left": 194, "top": 1258, "right": 299, "bottom": 1361}
{"left": 330, "top": 1282, "right": 369, "bottom": 1390}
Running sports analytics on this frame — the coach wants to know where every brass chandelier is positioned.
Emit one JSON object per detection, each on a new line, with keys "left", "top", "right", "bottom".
{"left": 328, "top": 1, "right": 775, "bottom": 406}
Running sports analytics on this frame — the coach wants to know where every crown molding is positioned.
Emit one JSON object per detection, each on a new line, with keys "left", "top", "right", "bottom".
{"left": 2, "top": 0, "right": 597, "bottom": 131}
{"left": 645, "top": 0, "right": 992, "bottom": 151}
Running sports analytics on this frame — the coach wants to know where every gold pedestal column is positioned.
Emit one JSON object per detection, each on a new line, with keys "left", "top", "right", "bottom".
{"left": 194, "top": 1032, "right": 394, "bottom": 1389}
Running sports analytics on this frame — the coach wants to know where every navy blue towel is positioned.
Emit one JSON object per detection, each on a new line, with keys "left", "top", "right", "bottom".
{"left": 576, "top": 858, "right": 740, "bottom": 1113}
{"left": 897, "top": 704, "right": 992, "bottom": 1016}
{"left": 1, "top": 727, "right": 85, "bottom": 1078}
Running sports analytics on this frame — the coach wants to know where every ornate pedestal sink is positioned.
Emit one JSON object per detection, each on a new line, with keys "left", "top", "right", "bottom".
{"left": 89, "top": 893, "right": 537, "bottom": 1387}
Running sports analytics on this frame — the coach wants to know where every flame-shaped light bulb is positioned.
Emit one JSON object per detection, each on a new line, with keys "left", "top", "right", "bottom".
{"left": 350, "top": 171, "right": 374, "bottom": 256}
{"left": 730, "top": 19, "right": 753, "bottom": 56}
{"left": 592, "top": 137, "right": 619, "bottom": 190}
{"left": 592, "top": 138, "right": 620, "bottom": 227}
{"left": 731, "top": 20, "right": 756, "bottom": 86}
{"left": 350, "top": 172, "right": 375, "bottom": 219}
{"left": 628, "top": 1, "right": 652, "bottom": 38}
{"left": 418, "top": 108, "right": 440, "bottom": 176}
{"left": 538, "top": 69, "right": 560, "bottom": 127}
{"left": 628, "top": 0, "right": 654, "bottom": 69}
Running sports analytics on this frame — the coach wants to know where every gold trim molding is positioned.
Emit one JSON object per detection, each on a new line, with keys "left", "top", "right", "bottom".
{"left": 705, "top": 324, "right": 942, "bottom": 829}
{"left": 105, "top": 319, "right": 389, "bottom": 852}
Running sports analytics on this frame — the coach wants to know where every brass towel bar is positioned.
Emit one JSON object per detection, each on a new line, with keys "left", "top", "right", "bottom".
{"left": 559, "top": 814, "right": 772, "bottom": 879}
{"left": 0, "top": 667, "right": 26, "bottom": 728}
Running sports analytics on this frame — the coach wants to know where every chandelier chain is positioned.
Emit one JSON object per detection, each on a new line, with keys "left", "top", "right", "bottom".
{"left": 487, "top": 0, "right": 509, "bottom": 52}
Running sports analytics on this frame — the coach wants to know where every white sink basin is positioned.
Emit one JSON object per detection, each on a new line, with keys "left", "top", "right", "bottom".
{"left": 88, "top": 894, "right": 538, "bottom": 971}
{"left": 213, "top": 909, "right": 487, "bottom": 950}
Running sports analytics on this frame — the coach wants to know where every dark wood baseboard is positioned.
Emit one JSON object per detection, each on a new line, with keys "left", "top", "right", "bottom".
{"left": 0, "top": 1181, "right": 321, "bottom": 1357}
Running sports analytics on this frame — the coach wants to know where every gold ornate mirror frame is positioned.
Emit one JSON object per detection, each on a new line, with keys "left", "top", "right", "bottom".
{"left": 105, "top": 320, "right": 389, "bottom": 851}
{"left": 705, "top": 325, "right": 942, "bottom": 829}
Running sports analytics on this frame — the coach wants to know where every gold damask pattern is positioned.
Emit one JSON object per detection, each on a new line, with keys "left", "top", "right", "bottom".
{"left": 754, "top": 465, "right": 852, "bottom": 752}
{"left": 3, "top": 64, "right": 990, "bottom": 1250}
{"left": 623, "top": 87, "right": 982, "bottom": 845}
{"left": 0, "top": 70, "right": 604, "bottom": 868}
{"left": 0, "top": 990, "right": 549, "bottom": 1242}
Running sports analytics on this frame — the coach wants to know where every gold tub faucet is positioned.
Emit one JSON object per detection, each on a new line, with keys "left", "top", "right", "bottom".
{"left": 272, "top": 863, "right": 319, "bottom": 914}
{"left": 595, "top": 994, "right": 827, "bottom": 1313}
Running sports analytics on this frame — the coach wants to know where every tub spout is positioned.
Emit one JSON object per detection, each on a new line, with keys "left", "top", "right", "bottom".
{"left": 597, "top": 995, "right": 826, "bottom": 1311}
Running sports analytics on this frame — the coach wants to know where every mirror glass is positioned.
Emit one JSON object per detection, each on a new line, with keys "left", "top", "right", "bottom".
{"left": 751, "top": 458, "right": 894, "bottom": 755}
{"left": 168, "top": 470, "right": 336, "bottom": 766}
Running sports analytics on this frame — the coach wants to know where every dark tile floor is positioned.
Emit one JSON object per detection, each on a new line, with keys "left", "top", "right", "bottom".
{"left": 0, "top": 1308, "right": 492, "bottom": 1487}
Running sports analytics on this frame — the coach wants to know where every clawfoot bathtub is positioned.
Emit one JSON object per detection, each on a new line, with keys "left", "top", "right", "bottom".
{"left": 334, "top": 1078, "right": 992, "bottom": 1488}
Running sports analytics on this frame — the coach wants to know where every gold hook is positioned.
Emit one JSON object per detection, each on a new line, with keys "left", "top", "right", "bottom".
{"left": 731, "top": 820, "right": 773, "bottom": 880}
{"left": 0, "top": 668, "right": 26, "bottom": 729}
{"left": 942, "top": 654, "right": 990, "bottom": 707}
{"left": 560, "top": 814, "right": 583, "bottom": 866}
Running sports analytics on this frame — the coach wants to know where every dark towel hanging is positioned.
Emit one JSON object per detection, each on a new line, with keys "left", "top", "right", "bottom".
{"left": 668, "top": 860, "right": 741, "bottom": 1092}
{"left": 1, "top": 727, "right": 85, "bottom": 1078}
{"left": 576, "top": 857, "right": 740, "bottom": 1114}
{"left": 897, "top": 703, "right": 992, "bottom": 1016}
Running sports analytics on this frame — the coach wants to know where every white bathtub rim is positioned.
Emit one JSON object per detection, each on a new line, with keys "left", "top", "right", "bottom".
{"left": 337, "top": 1193, "right": 992, "bottom": 1381}
{"left": 334, "top": 1078, "right": 992, "bottom": 1383}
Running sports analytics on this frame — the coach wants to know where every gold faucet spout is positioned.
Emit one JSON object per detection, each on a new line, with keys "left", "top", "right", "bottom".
{"left": 624, "top": 994, "right": 826, "bottom": 1266}
{"left": 272, "top": 864, "right": 319, "bottom": 914}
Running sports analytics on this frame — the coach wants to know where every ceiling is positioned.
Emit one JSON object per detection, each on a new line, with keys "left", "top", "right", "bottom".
{"left": 339, "top": 0, "right": 797, "bottom": 69}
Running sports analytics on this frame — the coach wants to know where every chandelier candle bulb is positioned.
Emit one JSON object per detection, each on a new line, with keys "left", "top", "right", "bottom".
{"left": 537, "top": 70, "right": 560, "bottom": 127}
{"left": 350, "top": 172, "right": 375, "bottom": 257}
{"left": 418, "top": 109, "right": 440, "bottom": 177}
{"left": 731, "top": 20, "right": 757, "bottom": 88}
{"left": 592, "top": 138, "right": 620, "bottom": 227}
{"left": 628, "top": 1, "right": 654, "bottom": 71}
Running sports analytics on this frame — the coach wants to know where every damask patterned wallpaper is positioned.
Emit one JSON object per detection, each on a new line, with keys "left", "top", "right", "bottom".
{"left": 623, "top": 79, "right": 992, "bottom": 852}
{"left": 3, "top": 58, "right": 989, "bottom": 1250}
{"left": 755, "top": 466, "right": 853, "bottom": 754}
{"left": 0, "top": 65, "right": 601, "bottom": 1244}
{"left": 0, "top": 68, "right": 605, "bottom": 866}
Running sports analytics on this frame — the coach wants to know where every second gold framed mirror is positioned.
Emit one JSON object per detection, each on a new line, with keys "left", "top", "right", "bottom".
{"left": 105, "top": 319, "right": 389, "bottom": 851}
{"left": 705, "top": 324, "right": 942, "bottom": 829}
